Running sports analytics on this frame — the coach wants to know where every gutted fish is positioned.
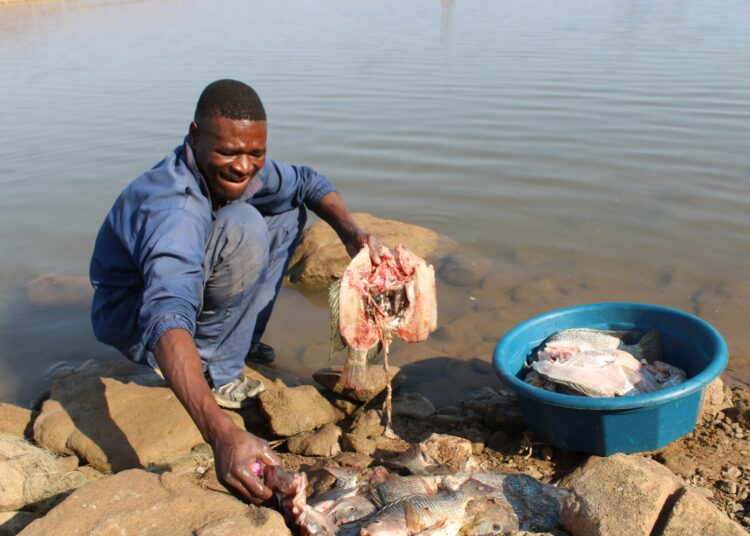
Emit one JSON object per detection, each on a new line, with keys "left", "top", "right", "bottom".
{"left": 543, "top": 328, "right": 663, "bottom": 361}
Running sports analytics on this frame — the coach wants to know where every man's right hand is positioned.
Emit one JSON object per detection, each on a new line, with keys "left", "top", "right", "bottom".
{"left": 211, "top": 424, "right": 281, "bottom": 504}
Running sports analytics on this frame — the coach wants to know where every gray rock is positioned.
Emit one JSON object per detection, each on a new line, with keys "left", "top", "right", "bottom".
{"left": 258, "top": 386, "right": 336, "bottom": 437}
{"left": 286, "top": 424, "right": 342, "bottom": 457}
{"left": 392, "top": 393, "right": 435, "bottom": 419}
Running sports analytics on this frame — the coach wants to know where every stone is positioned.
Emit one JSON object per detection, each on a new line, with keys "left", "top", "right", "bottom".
{"left": 419, "top": 433, "right": 479, "bottom": 473}
{"left": 483, "top": 402, "right": 525, "bottom": 432}
{"left": 725, "top": 388, "right": 750, "bottom": 429}
{"left": 392, "top": 392, "right": 435, "bottom": 419}
{"left": 0, "top": 433, "right": 100, "bottom": 512}
{"left": 0, "top": 511, "right": 39, "bottom": 535}
{"left": 438, "top": 252, "right": 492, "bottom": 287}
{"left": 17, "top": 469, "right": 289, "bottom": 536}
{"left": 350, "top": 410, "right": 386, "bottom": 439}
{"left": 286, "top": 212, "right": 455, "bottom": 288}
{"left": 32, "top": 370, "right": 244, "bottom": 473}
{"left": 561, "top": 454, "right": 683, "bottom": 536}
{"left": 701, "top": 377, "right": 733, "bottom": 423}
{"left": 654, "top": 444, "right": 698, "bottom": 480}
{"left": 341, "top": 433, "right": 376, "bottom": 455}
{"left": 661, "top": 487, "right": 746, "bottom": 536}
{"left": 312, "top": 366, "right": 402, "bottom": 403}
{"left": 25, "top": 274, "right": 91, "bottom": 308}
{"left": 487, "top": 430, "right": 509, "bottom": 451}
{"left": 286, "top": 424, "right": 342, "bottom": 457}
{"left": 0, "top": 403, "right": 33, "bottom": 438}
{"left": 258, "top": 386, "right": 336, "bottom": 437}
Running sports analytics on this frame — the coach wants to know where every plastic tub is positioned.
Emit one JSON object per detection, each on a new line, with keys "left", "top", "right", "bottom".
{"left": 493, "top": 302, "right": 728, "bottom": 455}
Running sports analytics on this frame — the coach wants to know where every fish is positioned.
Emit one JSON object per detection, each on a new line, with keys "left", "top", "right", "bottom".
{"left": 461, "top": 496, "right": 519, "bottom": 535}
{"left": 371, "top": 475, "right": 442, "bottom": 506}
{"left": 326, "top": 495, "right": 378, "bottom": 526}
{"left": 330, "top": 243, "right": 437, "bottom": 434}
{"left": 542, "top": 328, "right": 663, "bottom": 362}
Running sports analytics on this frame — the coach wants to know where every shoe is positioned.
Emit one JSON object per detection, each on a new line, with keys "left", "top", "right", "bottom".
{"left": 212, "top": 373, "right": 266, "bottom": 409}
{"left": 245, "top": 341, "right": 276, "bottom": 364}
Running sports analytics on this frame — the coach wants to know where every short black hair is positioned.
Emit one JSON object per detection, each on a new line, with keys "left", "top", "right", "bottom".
{"left": 194, "top": 79, "right": 266, "bottom": 122}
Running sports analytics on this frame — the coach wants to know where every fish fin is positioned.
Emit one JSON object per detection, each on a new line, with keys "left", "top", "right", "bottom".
{"left": 339, "top": 348, "right": 368, "bottom": 391}
{"left": 634, "top": 328, "right": 663, "bottom": 362}
{"left": 328, "top": 279, "right": 346, "bottom": 354}
{"left": 403, "top": 501, "right": 426, "bottom": 533}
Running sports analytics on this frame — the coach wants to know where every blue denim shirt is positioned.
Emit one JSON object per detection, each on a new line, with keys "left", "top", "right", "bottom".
{"left": 89, "top": 138, "right": 336, "bottom": 353}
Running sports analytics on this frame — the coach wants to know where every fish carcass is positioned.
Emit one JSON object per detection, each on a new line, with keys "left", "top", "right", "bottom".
{"left": 331, "top": 243, "right": 437, "bottom": 432}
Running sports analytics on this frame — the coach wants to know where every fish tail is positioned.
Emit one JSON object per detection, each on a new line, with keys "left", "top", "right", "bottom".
{"left": 631, "top": 328, "right": 663, "bottom": 362}
{"left": 340, "top": 348, "right": 368, "bottom": 391}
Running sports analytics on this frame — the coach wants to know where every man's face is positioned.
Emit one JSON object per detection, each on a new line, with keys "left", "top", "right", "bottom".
{"left": 189, "top": 116, "right": 267, "bottom": 206}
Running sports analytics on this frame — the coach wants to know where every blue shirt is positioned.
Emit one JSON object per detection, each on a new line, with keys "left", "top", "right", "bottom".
{"left": 89, "top": 138, "right": 336, "bottom": 353}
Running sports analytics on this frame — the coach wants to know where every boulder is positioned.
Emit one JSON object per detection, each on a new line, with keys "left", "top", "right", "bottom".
{"left": 285, "top": 212, "right": 455, "bottom": 287}
{"left": 17, "top": 469, "right": 290, "bottom": 536}
{"left": 258, "top": 386, "right": 336, "bottom": 437}
{"left": 33, "top": 369, "right": 243, "bottom": 473}
{"left": 286, "top": 424, "right": 342, "bottom": 457}
{"left": 392, "top": 392, "right": 435, "bottom": 419}
{"left": 0, "top": 433, "right": 100, "bottom": 512}
{"left": 0, "top": 511, "right": 39, "bottom": 535}
{"left": 25, "top": 274, "right": 91, "bottom": 308}
{"left": 313, "top": 365, "right": 401, "bottom": 402}
{"left": 0, "top": 403, "right": 33, "bottom": 438}
{"left": 561, "top": 454, "right": 683, "bottom": 536}
{"left": 661, "top": 487, "right": 746, "bottom": 536}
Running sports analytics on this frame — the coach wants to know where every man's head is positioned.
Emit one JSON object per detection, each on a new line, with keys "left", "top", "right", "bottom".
{"left": 189, "top": 79, "right": 268, "bottom": 207}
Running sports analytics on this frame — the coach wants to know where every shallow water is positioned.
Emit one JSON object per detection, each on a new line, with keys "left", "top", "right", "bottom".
{"left": 1, "top": 0, "right": 749, "bottom": 407}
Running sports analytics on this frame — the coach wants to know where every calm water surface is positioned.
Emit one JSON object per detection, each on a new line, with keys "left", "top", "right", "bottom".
{"left": 1, "top": 0, "right": 749, "bottom": 406}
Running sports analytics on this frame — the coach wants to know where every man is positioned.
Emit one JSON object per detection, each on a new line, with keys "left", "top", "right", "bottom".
{"left": 90, "top": 79, "right": 385, "bottom": 503}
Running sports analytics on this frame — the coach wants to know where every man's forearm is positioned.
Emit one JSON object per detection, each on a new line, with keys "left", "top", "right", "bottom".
{"left": 153, "top": 328, "right": 235, "bottom": 445}
{"left": 314, "top": 191, "right": 363, "bottom": 248}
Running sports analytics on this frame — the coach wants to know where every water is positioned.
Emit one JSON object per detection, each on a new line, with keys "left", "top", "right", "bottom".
{"left": 1, "top": 0, "right": 748, "bottom": 407}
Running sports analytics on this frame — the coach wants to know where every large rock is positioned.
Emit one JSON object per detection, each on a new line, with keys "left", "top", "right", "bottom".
{"left": 286, "top": 212, "right": 455, "bottom": 287}
{"left": 33, "top": 368, "right": 243, "bottom": 473}
{"left": 313, "top": 365, "right": 401, "bottom": 402}
{"left": 286, "top": 424, "right": 342, "bottom": 457}
{"left": 0, "top": 433, "right": 99, "bottom": 512}
{"left": 18, "top": 469, "right": 290, "bottom": 536}
{"left": 561, "top": 454, "right": 683, "bottom": 536}
{"left": 258, "top": 386, "right": 336, "bottom": 437}
{"left": 25, "top": 274, "right": 91, "bottom": 308}
{"left": 661, "top": 487, "right": 746, "bottom": 536}
{"left": 0, "top": 403, "right": 33, "bottom": 438}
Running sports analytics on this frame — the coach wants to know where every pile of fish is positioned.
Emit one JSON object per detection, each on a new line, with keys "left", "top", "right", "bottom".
{"left": 524, "top": 328, "right": 687, "bottom": 397}
{"left": 264, "top": 463, "right": 567, "bottom": 535}
{"left": 329, "top": 244, "right": 437, "bottom": 432}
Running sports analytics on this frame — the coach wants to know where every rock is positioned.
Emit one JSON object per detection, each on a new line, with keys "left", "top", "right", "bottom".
{"left": 286, "top": 424, "right": 342, "bottom": 457}
{"left": 701, "top": 377, "right": 733, "bottom": 423}
{"left": 341, "top": 433, "right": 376, "bottom": 455}
{"left": 332, "top": 398, "right": 359, "bottom": 417}
{"left": 0, "top": 403, "right": 33, "bottom": 438}
{"left": 350, "top": 410, "right": 386, "bottom": 439}
{"left": 246, "top": 364, "right": 307, "bottom": 389}
{"left": 561, "top": 454, "right": 683, "bottom": 536}
{"left": 258, "top": 386, "right": 336, "bottom": 437}
{"left": 313, "top": 366, "right": 402, "bottom": 402}
{"left": 25, "top": 274, "right": 91, "bottom": 308}
{"left": 725, "top": 388, "right": 750, "bottom": 429}
{"left": 430, "top": 413, "right": 464, "bottom": 427}
{"left": 654, "top": 444, "right": 698, "bottom": 479}
{"left": 661, "top": 487, "right": 746, "bottom": 536}
{"left": 32, "top": 370, "right": 242, "bottom": 473}
{"left": 286, "top": 212, "right": 455, "bottom": 288}
{"left": 0, "top": 511, "right": 39, "bottom": 535}
{"left": 487, "top": 430, "right": 509, "bottom": 451}
{"left": 392, "top": 392, "right": 435, "bottom": 419}
{"left": 483, "top": 402, "right": 525, "bottom": 432}
{"left": 438, "top": 252, "right": 492, "bottom": 287}
{"left": 0, "top": 433, "right": 100, "bottom": 512}
{"left": 419, "top": 433, "right": 479, "bottom": 473}
{"left": 717, "top": 480, "right": 738, "bottom": 495}
{"left": 17, "top": 469, "right": 289, "bottom": 536}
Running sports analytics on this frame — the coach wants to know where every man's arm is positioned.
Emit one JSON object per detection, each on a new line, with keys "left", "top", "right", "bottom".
{"left": 153, "top": 328, "right": 280, "bottom": 503}
{"left": 314, "top": 191, "right": 388, "bottom": 263}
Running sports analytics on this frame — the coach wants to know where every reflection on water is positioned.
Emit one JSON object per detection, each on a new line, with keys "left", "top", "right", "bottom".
{"left": 1, "top": 0, "right": 749, "bottom": 406}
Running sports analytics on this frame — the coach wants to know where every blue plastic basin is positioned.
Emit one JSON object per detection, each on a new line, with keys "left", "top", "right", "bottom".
{"left": 493, "top": 302, "right": 728, "bottom": 455}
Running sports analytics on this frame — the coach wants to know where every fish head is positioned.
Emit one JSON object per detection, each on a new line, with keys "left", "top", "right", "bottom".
{"left": 360, "top": 514, "right": 408, "bottom": 536}
{"left": 329, "top": 496, "right": 377, "bottom": 525}
{"left": 299, "top": 506, "right": 339, "bottom": 536}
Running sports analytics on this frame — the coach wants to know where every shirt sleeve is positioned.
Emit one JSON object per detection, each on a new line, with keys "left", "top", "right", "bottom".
{"left": 250, "top": 159, "right": 337, "bottom": 214}
{"left": 135, "top": 208, "right": 207, "bottom": 351}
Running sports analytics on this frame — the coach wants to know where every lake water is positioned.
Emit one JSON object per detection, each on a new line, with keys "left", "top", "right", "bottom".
{"left": 1, "top": 0, "right": 749, "bottom": 407}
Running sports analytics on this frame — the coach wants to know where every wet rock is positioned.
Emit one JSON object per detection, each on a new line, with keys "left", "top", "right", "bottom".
{"left": 17, "top": 469, "right": 289, "bottom": 536}
{"left": 286, "top": 424, "right": 342, "bottom": 457}
{"left": 258, "top": 386, "right": 336, "bottom": 437}
{"left": 561, "top": 454, "right": 683, "bottom": 536}
{"left": 392, "top": 392, "right": 435, "bottom": 419}
{"left": 25, "top": 274, "right": 91, "bottom": 308}
{"left": 0, "top": 403, "right": 33, "bottom": 438}
{"left": 0, "top": 433, "right": 100, "bottom": 512}
{"left": 32, "top": 369, "right": 243, "bottom": 473}
{"left": 701, "top": 377, "right": 733, "bottom": 423}
{"left": 439, "top": 252, "right": 492, "bottom": 287}
{"left": 661, "top": 487, "right": 746, "bottom": 536}
{"left": 286, "top": 212, "right": 455, "bottom": 288}
{"left": 312, "top": 366, "right": 402, "bottom": 402}
{"left": 0, "top": 511, "right": 39, "bottom": 535}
